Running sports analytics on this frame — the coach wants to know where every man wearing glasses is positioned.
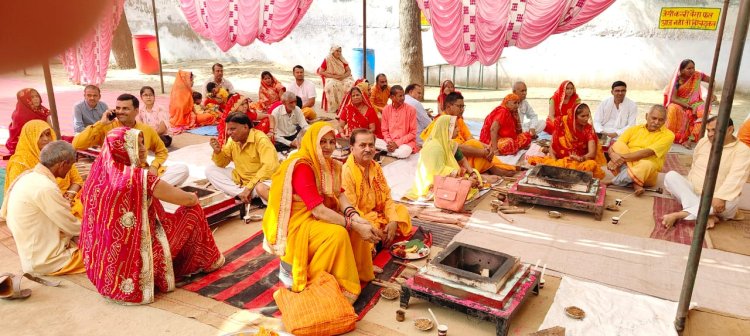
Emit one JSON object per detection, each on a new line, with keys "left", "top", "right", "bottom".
{"left": 594, "top": 81, "right": 638, "bottom": 141}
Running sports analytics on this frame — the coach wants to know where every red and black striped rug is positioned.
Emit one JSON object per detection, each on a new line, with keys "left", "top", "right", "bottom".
{"left": 183, "top": 226, "right": 433, "bottom": 319}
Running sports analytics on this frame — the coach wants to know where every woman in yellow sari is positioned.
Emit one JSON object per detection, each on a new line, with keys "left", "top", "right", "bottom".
{"left": 406, "top": 115, "right": 481, "bottom": 201}
{"left": 4, "top": 120, "right": 83, "bottom": 217}
{"left": 527, "top": 104, "right": 606, "bottom": 179}
{"left": 263, "top": 122, "right": 381, "bottom": 303}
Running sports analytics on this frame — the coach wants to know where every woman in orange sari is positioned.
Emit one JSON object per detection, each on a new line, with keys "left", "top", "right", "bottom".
{"left": 217, "top": 94, "right": 274, "bottom": 146}
{"left": 545, "top": 80, "right": 580, "bottom": 134}
{"left": 664, "top": 59, "right": 712, "bottom": 145}
{"left": 257, "top": 71, "right": 286, "bottom": 111}
{"left": 169, "top": 70, "right": 217, "bottom": 131}
{"left": 528, "top": 103, "right": 606, "bottom": 179}
{"left": 262, "top": 122, "right": 382, "bottom": 303}
{"left": 480, "top": 94, "right": 532, "bottom": 155}
{"left": 6, "top": 88, "right": 51, "bottom": 154}
{"left": 437, "top": 80, "right": 459, "bottom": 115}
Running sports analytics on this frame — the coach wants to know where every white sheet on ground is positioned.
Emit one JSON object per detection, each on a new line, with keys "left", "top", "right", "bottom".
{"left": 382, "top": 154, "right": 420, "bottom": 200}
{"left": 539, "top": 277, "right": 678, "bottom": 336}
{"left": 498, "top": 149, "right": 526, "bottom": 165}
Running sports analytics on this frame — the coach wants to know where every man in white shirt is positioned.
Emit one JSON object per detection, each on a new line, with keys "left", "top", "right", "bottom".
{"left": 272, "top": 92, "right": 310, "bottom": 152}
{"left": 286, "top": 65, "right": 317, "bottom": 120}
{"left": 1, "top": 141, "right": 84, "bottom": 275}
{"left": 513, "top": 81, "right": 545, "bottom": 138}
{"left": 594, "top": 81, "right": 638, "bottom": 140}
{"left": 204, "top": 63, "right": 235, "bottom": 94}
{"left": 404, "top": 83, "right": 432, "bottom": 146}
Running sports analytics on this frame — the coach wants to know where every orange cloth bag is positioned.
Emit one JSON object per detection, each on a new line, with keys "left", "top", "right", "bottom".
{"left": 274, "top": 272, "right": 357, "bottom": 336}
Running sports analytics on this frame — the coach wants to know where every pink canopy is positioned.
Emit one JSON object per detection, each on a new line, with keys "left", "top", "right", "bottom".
{"left": 418, "top": 0, "right": 616, "bottom": 66}
{"left": 179, "top": 0, "right": 313, "bottom": 52}
{"left": 61, "top": 0, "right": 125, "bottom": 85}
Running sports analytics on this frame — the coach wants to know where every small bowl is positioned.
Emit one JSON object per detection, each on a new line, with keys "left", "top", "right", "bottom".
{"left": 565, "top": 306, "right": 586, "bottom": 320}
{"left": 380, "top": 287, "right": 400, "bottom": 300}
{"left": 247, "top": 214, "right": 263, "bottom": 221}
{"left": 414, "top": 318, "right": 434, "bottom": 331}
{"left": 611, "top": 216, "right": 620, "bottom": 225}
{"left": 614, "top": 198, "right": 623, "bottom": 206}
{"left": 548, "top": 211, "right": 562, "bottom": 218}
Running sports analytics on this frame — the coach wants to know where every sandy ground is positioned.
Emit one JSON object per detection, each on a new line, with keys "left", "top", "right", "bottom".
{"left": 3, "top": 61, "right": 750, "bottom": 335}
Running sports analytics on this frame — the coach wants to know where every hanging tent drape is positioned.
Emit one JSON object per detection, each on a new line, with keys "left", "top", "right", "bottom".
{"left": 61, "top": 0, "right": 125, "bottom": 85}
{"left": 418, "top": 0, "right": 616, "bottom": 66}
{"left": 179, "top": 0, "right": 313, "bottom": 51}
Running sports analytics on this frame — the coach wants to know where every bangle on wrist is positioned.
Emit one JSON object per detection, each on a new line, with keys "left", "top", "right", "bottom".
{"left": 65, "top": 190, "right": 77, "bottom": 195}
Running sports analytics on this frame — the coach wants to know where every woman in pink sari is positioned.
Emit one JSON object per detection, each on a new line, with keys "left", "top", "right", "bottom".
{"left": 6, "top": 88, "right": 51, "bottom": 154}
{"left": 80, "top": 127, "right": 223, "bottom": 305}
{"left": 257, "top": 71, "right": 286, "bottom": 111}
{"left": 664, "top": 59, "right": 712, "bottom": 145}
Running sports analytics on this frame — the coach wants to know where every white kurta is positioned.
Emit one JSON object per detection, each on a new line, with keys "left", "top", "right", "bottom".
{"left": 593, "top": 96, "right": 638, "bottom": 136}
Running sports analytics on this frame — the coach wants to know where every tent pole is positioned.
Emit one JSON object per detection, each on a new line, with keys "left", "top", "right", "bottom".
{"left": 151, "top": 0, "right": 165, "bottom": 93}
{"left": 42, "top": 61, "right": 61, "bottom": 138}
{"left": 363, "top": 0, "right": 367, "bottom": 81}
{"left": 697, "top": 0, "right": 731, "bottom": 139}
{"left": 674, "top": 0, "right": 750, "bottom": 331}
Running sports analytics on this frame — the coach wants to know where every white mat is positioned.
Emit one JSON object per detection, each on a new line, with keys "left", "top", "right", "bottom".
{"left": 382, "top": 154, "right": 420, "bottom": 200}
{"left": 539, "top": 277, "right": 678, "bottom": 336}
{"left": 498, "top": 149, "right": 526, "bottom": 165}
{"left": 453, "top": 210, "right": 750, "bottom": 318}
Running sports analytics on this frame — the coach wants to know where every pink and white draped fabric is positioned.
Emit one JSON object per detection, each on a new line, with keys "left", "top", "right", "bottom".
{"left": 61, "top": 0, "right": 125, "bottom": 85}
{"left": 179, "top": 0, "right": 313, "bottom": 51}
{"left": 418, "top": 0, "right": 616, "bottom": 66}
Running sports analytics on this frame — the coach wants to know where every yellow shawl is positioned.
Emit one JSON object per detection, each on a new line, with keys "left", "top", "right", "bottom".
{"left": 262, "top": 122, "right": 341, "bottom": 292}
{"left": 405, "top": 115, "right": 460, "bottom": 200}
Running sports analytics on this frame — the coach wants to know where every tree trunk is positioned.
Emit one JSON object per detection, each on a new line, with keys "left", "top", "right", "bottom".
{"left": 399, "top": 0, "right": 424, "bottom": 91}
{"left": 112, "top": 10, "right": 136, "bottom": 69}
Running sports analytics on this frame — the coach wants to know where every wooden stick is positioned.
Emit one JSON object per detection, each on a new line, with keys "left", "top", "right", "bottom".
{"left": 501, "top": 209, "right": 526, "bottom": 214}
{"left": 393, "top": 260, "right": 420, "bottom": 270}
{"left": 497, "top": 211, "right": 515, "bottom": 223}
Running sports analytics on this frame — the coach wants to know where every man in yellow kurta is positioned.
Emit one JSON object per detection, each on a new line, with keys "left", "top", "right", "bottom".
{"left": 607, "top": 105, "right": 675, "bottom": 195}
{"left": 662, "top": 116, "right": 750, "bottom": 229}
{"left": 72, "top": 93, "right": 189, "bottom": 186}
{"left": 369, "top": 74, "right": 390, "bottom": 114}
{"left": 206, "top": 112, "right": 279, "bottom": 203}
{"left": 420, "top": 92, "right": 516, "bottom": 176}
{"left": 342, "top": 129, "right": 412, "bottom": 281}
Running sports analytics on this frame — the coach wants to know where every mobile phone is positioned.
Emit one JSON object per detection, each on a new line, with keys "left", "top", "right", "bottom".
{"left": 107, "top": 111, "right": 116, "bottom": 120}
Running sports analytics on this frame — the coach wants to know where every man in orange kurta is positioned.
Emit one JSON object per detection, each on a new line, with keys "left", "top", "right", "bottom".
{"left": 369, "top": 74, "right": 390, "bottom": 114}
{"left": 342, "top": 129, "right": 411, "bottom": 281}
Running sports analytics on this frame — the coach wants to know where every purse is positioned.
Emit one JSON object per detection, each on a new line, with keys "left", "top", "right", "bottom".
{"left": 433, "top": 175, "right": 472, "bottom": 212}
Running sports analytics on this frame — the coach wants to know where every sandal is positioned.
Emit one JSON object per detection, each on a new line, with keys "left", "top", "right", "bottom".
{"left": 0, "top": 273, "right": 60, "bottom": 300}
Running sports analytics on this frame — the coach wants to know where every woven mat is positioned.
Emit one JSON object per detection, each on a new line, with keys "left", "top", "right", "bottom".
{"left": 650, "top": 197, "right": 707, "bottom": 247}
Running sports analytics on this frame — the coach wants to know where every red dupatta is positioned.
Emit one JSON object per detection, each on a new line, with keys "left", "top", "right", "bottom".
{"left": 338, "top": 82, "right": 382, "bottom": 138}
{"left": 551, "top": 104, "right": 604, "bottom": 164}
{"left": 80, "top": 127, "right": 174, "bottom": 304}
{"left": 6, "top": 88, "right": 50, "bottom": 154}
{"left": 436, "top": 80, "right": 460, "bottom": 113}
{"left": 550, "top": 80, "right": 580, "bottom": 119}
{"left": 258, "top": 74, "right": 285, "bottom": 110}
{"left": 479, "top": 94, "right": 521, "bottom": 144}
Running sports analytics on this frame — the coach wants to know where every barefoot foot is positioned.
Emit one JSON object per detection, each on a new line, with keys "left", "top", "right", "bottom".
{"left": 373, "top": 266, "right": 384, "bottom": 274}
{"left": 707, "top": 215, "right": 719, "bottom": 229}
{"left": 663, "top": 211, "right": 688, "bottom": 228}
{"left": 634, "top": 184, "right": 645, "bottom": 197}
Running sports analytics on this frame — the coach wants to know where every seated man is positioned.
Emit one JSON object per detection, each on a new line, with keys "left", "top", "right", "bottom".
{"left": 286, "top": 65, "right": 317, "bottom": 120}
{"left": 480, "top": 93, "right": 532, "bottom": 155}
{"left": 421, "top": 92, "right": 516, "bottom": 176}
{"left": 342, "top": 129, "right": 412, "bottom": 280}
{"left": 593, "top": 81, "right": 638, "bottom": 141}
{"left": 369, "top": 73, "right": 390, "bottom": 114}
{"left": 206, "top": 112, "right": 279, "bottom": 203}
{"left": 376, "top": 85, "right": 417, "bottom": 159}
{"left": 73, "top": 94, "right": 189, "bottom": 186}
{"left": 73, "top": 85, "right": 108, "bottom": 133}
{"left": 204, "top": 63, "right": 235, "bottom": 94}
{"left": 271, "top": 92, "right": 309, "bottom": 152}
{"left": 1, "top": 141, "right": 84, "bottom": 275}
{"left": 663, "top": 117, "right": 750, "bottom": 229}
{"left": 607, "top": 105, "right": 675, "bottom": 195}
{"left": 404, "top": 83, "right": 432, "bottom": 146}
{"left": 513, "top": 81, "right": 546, "bottom": 137}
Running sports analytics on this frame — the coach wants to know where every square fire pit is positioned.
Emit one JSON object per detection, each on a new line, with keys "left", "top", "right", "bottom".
{"left": 424, "top": 242, "right": 519, "bottom": 293}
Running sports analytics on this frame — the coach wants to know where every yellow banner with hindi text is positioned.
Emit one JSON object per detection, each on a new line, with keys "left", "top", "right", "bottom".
{"left": 659, "top": 7, "right": 720, "bottom": 30}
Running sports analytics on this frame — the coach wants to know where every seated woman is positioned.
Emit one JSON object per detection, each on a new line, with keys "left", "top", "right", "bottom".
{"left": 6, "top": 88, "right": 51, "bottom": 154}
{"left": 664, "top": 59, "right": 711, "bottom": 145}
{"left": 4, "top": 120, "right": 83, "bottom": 217}
{"left": 257, "top": 71, "right": 285, "bottom": 111}
{"left": 480, "top": 94, "right": 532, "bottom": 156}
{"left": 317, "top": 45, "right": 355, "bottom": 113}
{"left": 337, "top": 86, "right": 382, "bottom": 138}
{"left": 138, "top": 86, "right": 172, "bottom": 147}
{"left": 217, "top": 94, "right": 274, "bottom": 146}
{"left": 203, "top": 82, "right": 230, "bottom": 112}
{"left": 169, "top": 70, "right": 217, "bottom": 131}
{"left": 80, "top": 127, "right": 223, "bottom": 305}
{"left": 436, "top": 79, "right": 459, "bottom": 115}
{"left": 262, "top": 122, "right": 382, "bottom": 303}
{"left": 528, "top": 103, "right": 606, "bottom": 179}
{"left": 405, "top": 115, "right": 481, "bottom": 201}
{"left": 546, "top": 80, "right": 581, "bottom": 134}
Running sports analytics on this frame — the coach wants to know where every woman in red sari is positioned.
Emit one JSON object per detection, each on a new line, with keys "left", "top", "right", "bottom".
{"left": 545, "top": 80, "right": 581, "bottom": 134}
{"left": 479, "top": 94, "right": 532, "bottom": 155}
{"left": 337, "top": 86, "right": 382, "bottom": 138}
{"left": 528, "top": 103, "right": 606, "bottom": 179}
{"left": 217, "top": 94, "right": 274, "bottom": 146}
{"left": 664, "top": 59, "right": 712, "bottom": 145}
{"left": 80, "top": 127, "right": 223, "bottom": 305}
{"left": 437, "top": 80, "right": 459, "bottom": 115}
{"left": 257, "top": 71, "right": 286, "bottom": 111}
{"left": 6, "top": 88, "right": 50, "bottom": 154}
